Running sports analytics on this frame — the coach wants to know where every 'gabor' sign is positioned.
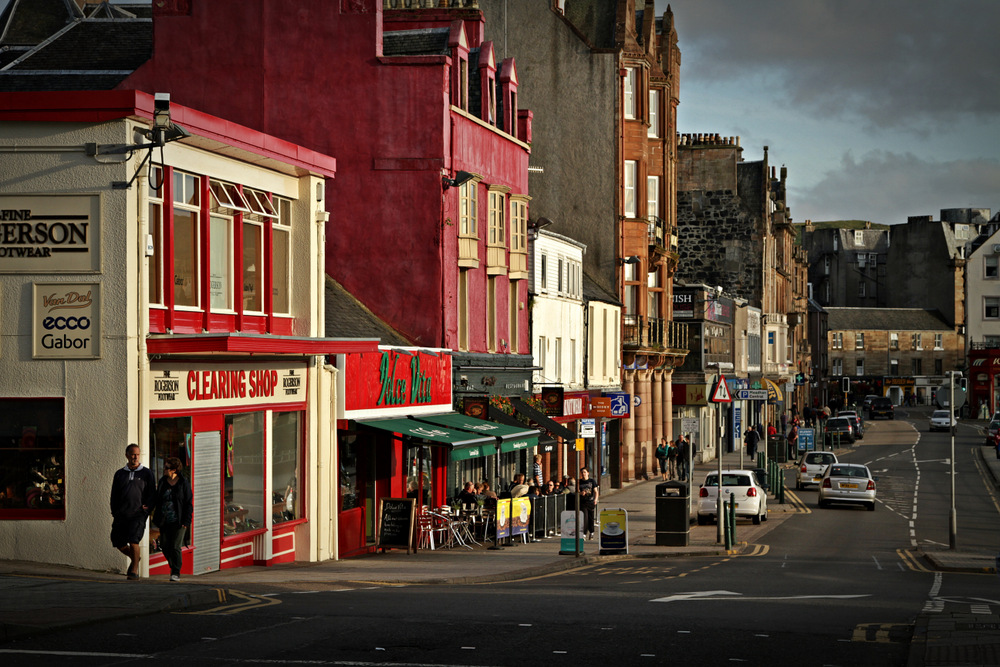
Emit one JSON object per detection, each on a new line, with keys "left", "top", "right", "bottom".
{"left": 32, "top": 282, "right": 101, "bottom": 359}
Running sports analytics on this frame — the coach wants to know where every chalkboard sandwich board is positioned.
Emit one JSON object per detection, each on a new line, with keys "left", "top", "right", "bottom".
{"left": 377, "top": 497, "right": 416, "bottom": 554}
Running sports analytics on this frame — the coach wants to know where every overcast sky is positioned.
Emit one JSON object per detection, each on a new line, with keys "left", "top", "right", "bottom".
{"left": 659, "top": 0, "right": 1000, "bottom": 225}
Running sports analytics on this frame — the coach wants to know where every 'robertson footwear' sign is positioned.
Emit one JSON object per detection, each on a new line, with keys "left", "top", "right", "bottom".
{"left": 0, "top": 195, "right": 100, "bottom": 273}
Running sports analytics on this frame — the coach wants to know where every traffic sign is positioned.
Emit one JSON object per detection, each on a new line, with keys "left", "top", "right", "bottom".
{"left": 736, "top": 389, "right": 768, "bottom": 400}
{"left": 710, "top": 375, "right": 732, "bottom": 403}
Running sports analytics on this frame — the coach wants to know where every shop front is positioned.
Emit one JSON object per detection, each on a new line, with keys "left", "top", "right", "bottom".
{"left": 146, "top": 360, "right": 314, "bottom": 574}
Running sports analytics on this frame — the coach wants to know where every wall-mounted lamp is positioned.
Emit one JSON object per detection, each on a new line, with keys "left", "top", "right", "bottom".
{"left": 619, "top": 255, "right": 641, "bottom": 265}
{"left": 442, "top": 170, "right": 476, "bottom": 189}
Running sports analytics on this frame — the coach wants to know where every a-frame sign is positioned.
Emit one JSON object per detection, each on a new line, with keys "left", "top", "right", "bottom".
{"left": 710, "top": 375, "right": 732, "bottom": 403}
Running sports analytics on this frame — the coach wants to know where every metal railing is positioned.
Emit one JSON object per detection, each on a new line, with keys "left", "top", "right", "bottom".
{"left": 624, "top": 316, "right": 690, "bottom": 350}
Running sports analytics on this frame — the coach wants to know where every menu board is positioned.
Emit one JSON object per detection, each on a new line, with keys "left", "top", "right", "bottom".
{"left": 377, "top": 498, "right": 415, "bottom": 553}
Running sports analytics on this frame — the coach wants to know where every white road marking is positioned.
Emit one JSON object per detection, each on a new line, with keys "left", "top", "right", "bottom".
{"left": 872, "top": 555, "right": 883, "bottom": 570}
{"left": 651, "top": 592, "right": 868, "bottom": 603}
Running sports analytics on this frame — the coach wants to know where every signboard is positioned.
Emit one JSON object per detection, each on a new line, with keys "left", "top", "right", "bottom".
{"left": 541, "top": 386, "right": 564, "bottom": 416}
{"left": 377, "top": 497, "right": 415, "bottom": 553}
{"left": 495, "top": 498, "right": 511, "bottom": 539}
{"left": 798, "top": 428, "right": 815, "bottom": 452}
{"left": 0, "top": 195, "right": 100, "bottom": 273}
{"left": 681, "top": 417, "right": 699, "bottom": 434}
{"left": 149, "top": 362, "right": 307, "bottom": 410}
{"left": 598, "top": 508, "right": 628, "bottom": 555}
{"left": 343, "top": 348, "right": 452, "bottom": 417}
{"left": 510, "top": 497, "right": 531, "bottom": 537}
{"left": 710, "top": 375, "right": 732, "bottom": 403}
{"left": 736, "top": 389, "right": 769, "bottom": 400}
{"left": 580, "top": 418, "right": 596, "bottom": 438}
{"left": 559, "top": 510, "right": 584, "bottom": 554}
{"left": 604, "top": 392, "right": 631, "bottom": 418}
{"left": 32, "top": 282, "right": 100, "bottom": 359}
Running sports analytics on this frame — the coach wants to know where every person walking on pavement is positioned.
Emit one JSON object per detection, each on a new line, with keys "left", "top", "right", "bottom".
{"left": 655, "top": 438, "right": 668, "bottom": 481}
{"left": 787, "top": 420, "right": 799, "bottom": 460}
{"left": 577, "top": 467, "right": 599, "bottom": 540}
{"left": 666, "top": 437, "right": 679, "bottom": 480}
{"left": 152, "top": 457, "right": 192, "bottom": 582}
{"left": 110, "top": 443, "right": 156, "bottom": 580}
{"left": 676, "top": 434, "right": 690, "bottom": 482}
{"left": 744, "top": 427, "right": 760, "bottom": 465}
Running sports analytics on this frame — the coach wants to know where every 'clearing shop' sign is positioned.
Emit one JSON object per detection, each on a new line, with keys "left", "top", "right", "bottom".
{"left": 148, "top": 362, "right": 307, "bottom": 410}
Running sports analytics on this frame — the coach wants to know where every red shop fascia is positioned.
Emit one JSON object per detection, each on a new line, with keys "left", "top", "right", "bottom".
{"left": 969, "top": 348, "right": 1000, "bottom": 417}
{"left": 334, "top": 347, "right": 453, "bottom": 557}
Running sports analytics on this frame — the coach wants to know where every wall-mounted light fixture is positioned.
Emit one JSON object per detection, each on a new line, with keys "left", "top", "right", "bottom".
{"left": 619, "top": 255, "right": 641, "bottom": 265}
{"left": 442, "top": 170, "right": 476, "bottom": 189}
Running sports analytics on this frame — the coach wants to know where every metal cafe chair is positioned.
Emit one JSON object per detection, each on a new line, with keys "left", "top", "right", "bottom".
{"left": 417, "top": 511, "right": 447, "bottom": 550}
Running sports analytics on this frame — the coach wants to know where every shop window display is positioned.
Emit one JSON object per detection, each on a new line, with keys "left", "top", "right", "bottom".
{"left": 271, "top": 411, "right": 301, "bottom": 525}
{"left": 0, "top": 398, "right": 65, "bottom": 518}
{"left": 224, "top": 412, "right": 264, "bottom": 535}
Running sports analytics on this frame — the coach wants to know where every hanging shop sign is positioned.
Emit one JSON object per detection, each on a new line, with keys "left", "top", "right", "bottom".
{"left": 149, "top": 361, "right": 307, "bottom": 410}
{"left": 343, "top": 347, "right": 452, "bottom": 417}
{"left": 32, "top": 282, "right": 101, "bottom": 359}
{"left": 0, "top": 195, "right": 100, "bottom": 273}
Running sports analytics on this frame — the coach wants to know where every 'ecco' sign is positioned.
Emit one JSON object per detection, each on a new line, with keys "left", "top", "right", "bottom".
{"left": 32, "top": 282, "right": 101, "bottom": 359}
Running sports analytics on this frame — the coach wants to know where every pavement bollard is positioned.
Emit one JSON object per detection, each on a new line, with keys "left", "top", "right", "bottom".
{"left": 723, "top": 500, "right": 731, "bottom": 550}
{"left": 729, "top": 492, "right": 736, "bottom": 546}
{"left": 777, "top": 467, "right": 785, "bottom": 505}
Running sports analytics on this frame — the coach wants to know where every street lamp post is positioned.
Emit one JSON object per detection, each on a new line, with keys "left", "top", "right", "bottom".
{"left": 948, "top": 371, "right": 958, "bottom": 550}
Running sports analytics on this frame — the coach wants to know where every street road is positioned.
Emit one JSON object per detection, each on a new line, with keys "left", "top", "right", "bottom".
{"left": 1, "top": 410, "right": 997, "bottom": 666}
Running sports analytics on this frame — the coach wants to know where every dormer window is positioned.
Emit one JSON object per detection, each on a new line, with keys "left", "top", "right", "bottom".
{"left": 478, "top": 42, "right": 497, "bottom": 125}
{"left": 499, "top": 57, "right": 519, "bottom": 138}
{"left": 448, "top": 20, "right": 470, "bottom": 112}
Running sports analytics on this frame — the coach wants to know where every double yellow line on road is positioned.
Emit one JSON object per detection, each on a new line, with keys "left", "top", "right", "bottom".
{"left": 175, "top": 589, "right": 282, "bottom": 616}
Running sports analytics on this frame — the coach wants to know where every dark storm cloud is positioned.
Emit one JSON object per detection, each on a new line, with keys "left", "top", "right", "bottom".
{"left": 794, "top": 151, "right": 1000, "bottom": 225}
{"left": 663, "top": 0, "right": 1000, "bottom": 130}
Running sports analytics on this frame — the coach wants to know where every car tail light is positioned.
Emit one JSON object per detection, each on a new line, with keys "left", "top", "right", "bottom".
{"left": 800, "top": 464, "right": 807, "bottom": 472}
{"left": 866, "top": 480, "right": 876, "bottom": 491}
{"left": 747, "top": 487, "right": 757, "bottom": 497}
{"left": 822, "top": 478, "right": 832, "bottom": 488}
{"left": 699, "top": 487, "right": 709, "bottom": 498}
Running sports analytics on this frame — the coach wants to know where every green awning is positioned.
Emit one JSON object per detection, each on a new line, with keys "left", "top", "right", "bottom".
{"left": 413, "top": 413, "right": 539, "bottom": 454}
{"left": 355, "top": 417, "right": 496, "bottom": 462}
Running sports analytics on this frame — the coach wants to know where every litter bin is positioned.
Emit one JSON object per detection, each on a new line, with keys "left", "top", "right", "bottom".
{"left": 655, "top": 480, "right": 689, "bottom": 546}
{"left": 768, "top": 435, "right": 786, "bottom": 463}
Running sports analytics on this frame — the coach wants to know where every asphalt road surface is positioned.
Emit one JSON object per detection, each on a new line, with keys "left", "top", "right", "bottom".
{"left": 2, "top": 411, "right": 997, "bottom": 667}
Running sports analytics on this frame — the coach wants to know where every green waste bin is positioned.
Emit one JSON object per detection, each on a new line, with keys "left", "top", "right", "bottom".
{"left": 655, "top": 481, "right": 689, "bottom": 546}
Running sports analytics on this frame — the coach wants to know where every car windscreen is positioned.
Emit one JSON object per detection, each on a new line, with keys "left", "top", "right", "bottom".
{"left": 829, "top": 465, "right": 867, "bottom": 478}
{"left": 704, "top": 475, "right": 751, "bottom": 487}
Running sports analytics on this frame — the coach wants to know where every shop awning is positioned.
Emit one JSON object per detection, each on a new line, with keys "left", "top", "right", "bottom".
{"left": 355, "top": 417, "right": 496, "bottom": 461}
{"left": 412, "top": 413, "right": 538, "bottom": 455}
{"left": 510, "top": 398, "right": 576, "bottom": 441}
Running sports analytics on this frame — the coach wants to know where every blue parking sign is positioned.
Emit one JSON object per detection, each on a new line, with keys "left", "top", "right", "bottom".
{"left": 798, "top": 428, "right": 815, "bottom": 451}
{"left": 606, "top": 392, "right": 630, "bottom": 418}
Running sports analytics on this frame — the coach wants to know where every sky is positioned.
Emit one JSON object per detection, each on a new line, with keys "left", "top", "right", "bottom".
{"left": 658, "top": 0, "right": 1000, "bottom": 225}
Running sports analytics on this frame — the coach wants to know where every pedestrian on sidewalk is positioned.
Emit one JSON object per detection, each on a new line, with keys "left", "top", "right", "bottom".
{"left": 744, "top": 427, "right": 760, "bottom": 465}
{"left": 667, "top": 437, "right": 678, "bottom": 480}
{"left": 577, "top": 467, "right": 599, "bottom": 540}
{"left": 655, "top": 438, "right": 668, "bottom": 480}
{"left": 787, "top": 421, "right": 799, "bottom": 460}
{"left": 532, "top": 454, "right": 544, "bottom": 487}
{"left": 152, "top": 457, "right": 192, "bottom": 582}
{"left": 676, "top": 434, "right": 690, "bottom": 482}
{"left": 110, "top": 443, "right": 156, "bottom": 580}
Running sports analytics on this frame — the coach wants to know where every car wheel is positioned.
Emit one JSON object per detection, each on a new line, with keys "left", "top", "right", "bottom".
{"left": 796, "top": 480, "right": 802, "bottom": 490}
{"left": 696, "top": 514, "right": 709, "bottom": 526}
{"left": 867, "top": 502, "right": 875, "bottom": 512}
{"left": 818, "top": 499, "right": 828, "bottom": 508}
{"left": 753, "top": 511, "right": 762, "bottom": 525}
{"left": 762, "top": 509, "right": 768, "bottom": 521}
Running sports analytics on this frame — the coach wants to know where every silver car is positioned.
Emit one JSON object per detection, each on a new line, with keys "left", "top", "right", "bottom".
{"left": 929, "top": 410, "right": 956, "bottom": 432}
{"left": 795, "top": 451, "right": 838, "bottom": 490}
{"left": 818, "top": 463, "right": 877, "bottom": 511}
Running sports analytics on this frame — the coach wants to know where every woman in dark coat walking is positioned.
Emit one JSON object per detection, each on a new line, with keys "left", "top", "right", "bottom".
{"left": 152, "top": 457, "right": 193, "bottom": 582}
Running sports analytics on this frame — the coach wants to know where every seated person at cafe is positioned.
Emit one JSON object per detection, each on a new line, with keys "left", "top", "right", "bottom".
{"left": 457, "top": 482, "right": 478, "bottom": 507}
{"left": 480, "top": 481, "right": 498, "bottom": 500}
{"left": 543, "top": 480, "right": 558, "bottom": 495}
{"left": 509, "top": 473, "right": 529, "bottom": 498}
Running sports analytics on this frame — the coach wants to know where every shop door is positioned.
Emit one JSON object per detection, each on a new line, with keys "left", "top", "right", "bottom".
{"left": 192, "top": 430, "right": 221, "bottom": 574}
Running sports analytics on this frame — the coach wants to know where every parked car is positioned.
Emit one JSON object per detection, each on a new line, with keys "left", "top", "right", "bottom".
{"left": 796, "top": 451, "right": 838, "bottom": 490}
{"left": 869, "top": 397, "right": 894, "bottom": 420}
{"left": 697, "top": 470, "right": 768, "bottom": 526}
{"left": 986, "top": 421, "right": 1000, "bottom": 446}
{"left": 862, "top": 394, "right": 879, "bottom": 413}
{"left": 929, "top": 410, "right": 956, "bottom": 432}
{"left": 818, "top": 463, "right": 877, "bottom": 511}
{"left": 825, "top": 417, "right": 855, "bottom": 445}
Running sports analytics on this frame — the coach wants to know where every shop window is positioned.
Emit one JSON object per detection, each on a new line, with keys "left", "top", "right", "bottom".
{"left": 242, "top": 220, "right": 264, "bottom": 313}
{"left": 405, "top": 445, "right": 433, "bottom": 506}
{"left": 0, "top": 398, "right": 65, "bottom": 519}
{"left": 149, "top": 417, "right": 192, "bottom": 555}
{"left": 224, "top": 413, "right": 264, "bottom": 535}
{"left": 271, "top": 412, "right": 301, "bottom": 525}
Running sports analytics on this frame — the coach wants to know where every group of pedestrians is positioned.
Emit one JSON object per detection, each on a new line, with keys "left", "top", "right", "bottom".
{"left": 655, "top": 434, "right": 690, "bottom": 482}
{"left": 110, "top": 443, "right": 192, "bottom": 582}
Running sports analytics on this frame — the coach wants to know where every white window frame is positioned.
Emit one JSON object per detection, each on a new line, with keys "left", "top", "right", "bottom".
{"left": 987, "top": 297, "right": 1000, "bottom": 320}
{"left": 986, "top": 255, "right": 999, "bottom": 279}
{"left": 172, "top": 170, "right": 202, "bottom": 310}
{"left": 855, "top": 359, "right": 864, "bottom": 376}
{"left": 242, "top": 218, "right": 265, "bottom": 314}
{"left": 272, "top": 197, "right": 292, "bottom": 315}
{"left": 148, "top": 167, "right": 164, "bottom": 306}
{"left": 623, "top": 160, "right": 637, "bottom": 218}
{"left": 832, "top": 358, "right": 843, "bottom": 375}
{"left": 510, "top": 198, "right": 527, "bottom": 254}
{"left": 648, "top": 89, "right": 660, "bottom": 137}
{"left": 623, "top": 67, "right": 636, "bottom": 119}
{"left": 459, "top": 180, "right": 478, "bottom": 238}
{"left": 934, "top": 333, "right": 943, "bottom": 350}
{"left": 647, "top": 175, "right": 660, "bottom": 220}
{"left": 208, "top": 213, "right": 234, "bottom": 312}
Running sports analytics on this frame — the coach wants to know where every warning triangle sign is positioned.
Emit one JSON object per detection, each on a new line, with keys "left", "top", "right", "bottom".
{"left": 710, "top": 375, "right": 732, "bottom": 403}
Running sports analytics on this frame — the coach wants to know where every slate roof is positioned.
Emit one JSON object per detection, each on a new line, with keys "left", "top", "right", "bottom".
{"left": 324, "top": 276, "right": 413, "bottom": 346}
{"left": 0, "top": 18, "right": 151, "bottom": 91}
{"left": 0, "top": 0, "right": 78, "bottom": 48}
{"left": 382, "top": 28, "right": 450, "bottom": 57}
{"left": 825, "top": 307, "right": 952, "bottom": 332}
{"left": 583, "top": 271, "right": 621, "bottom": 307}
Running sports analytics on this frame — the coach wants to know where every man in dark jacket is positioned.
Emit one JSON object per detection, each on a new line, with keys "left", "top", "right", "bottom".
{"left": 110, "top": 443, "right": 156, "bottom": 579}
